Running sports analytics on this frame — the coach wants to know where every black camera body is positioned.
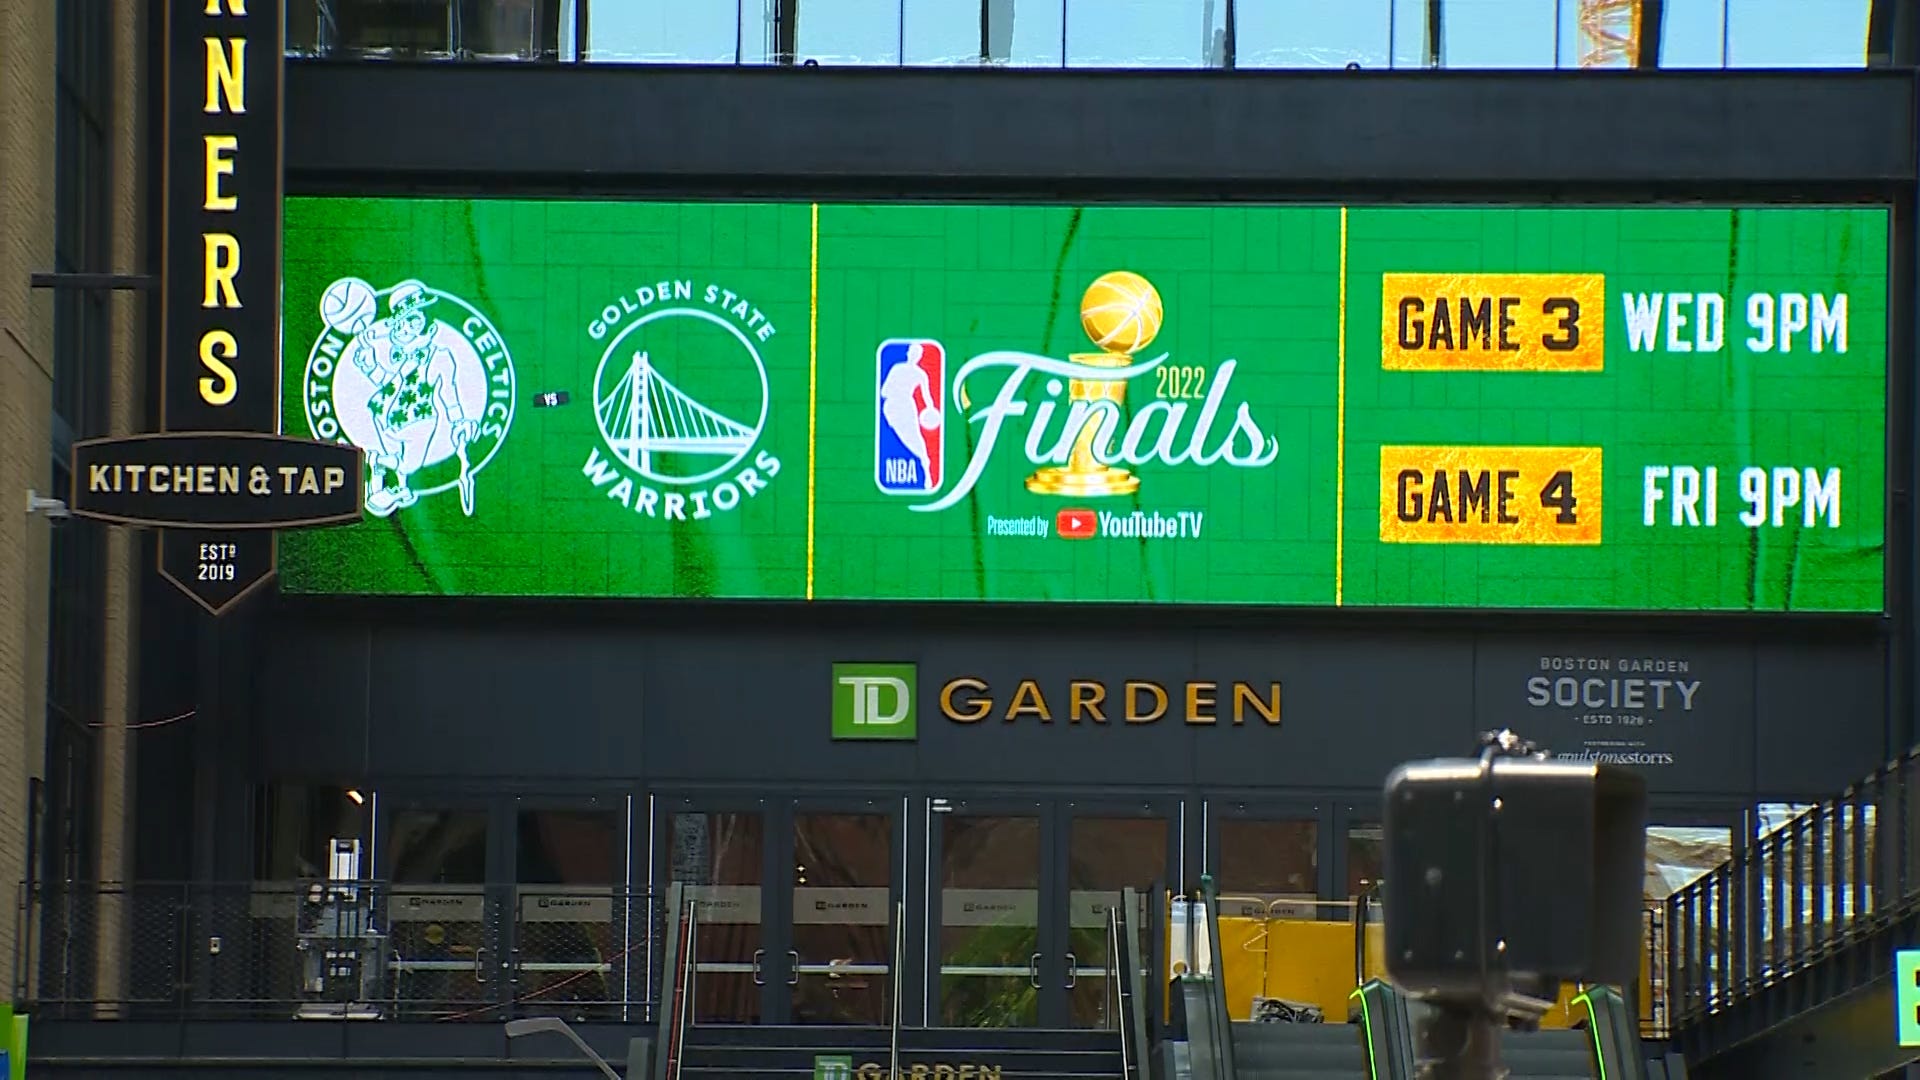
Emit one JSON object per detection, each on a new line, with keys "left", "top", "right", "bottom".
{"left": 1381, "top": 731, "right": 1648, "bottom": 1020}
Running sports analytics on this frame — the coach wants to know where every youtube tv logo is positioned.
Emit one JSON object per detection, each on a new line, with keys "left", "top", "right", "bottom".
{"left": 1056, "top": 508, "right": 1098, "bottom": 540}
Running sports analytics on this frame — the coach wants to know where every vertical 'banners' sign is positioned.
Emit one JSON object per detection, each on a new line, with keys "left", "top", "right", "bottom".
{"left": 118, "top": 0, "right": 360, "bottom": 614}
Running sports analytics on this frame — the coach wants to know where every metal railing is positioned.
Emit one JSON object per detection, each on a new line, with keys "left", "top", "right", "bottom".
{"left": 1667, "top": 747, "right": 1915, "bottom": 1030}
{"left": 888, "top": 900, "right": 904, "bottom": 1080}
{"left": 14, "top": 880, "right": 667, "bottom": 1022}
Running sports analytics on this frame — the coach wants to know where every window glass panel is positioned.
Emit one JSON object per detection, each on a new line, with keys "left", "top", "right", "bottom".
{"left": 1065, "top": 0, "right": 1213, "bottom": 68}
{"left": 1726, "top": 0, "right": 1869, "bottom": 68}
{"left": 253, "top": 785, "right": 370, "bottom": 880}
{"left": 1658, "top": 0, "right": 1729, "bottom": 67}
{"left": 797, "top": 0, "right": 903, "bottom": 64}
{"left": 1237, "top": 0, "right": 1394, "bottom": 69}
{"left": 588, "top": 0, "right": 763, "bottom": 63}
{"left": 1006, "top": 0, "right": 1067, "bottom": 66}
{"left": 904, "top": 0, "right": 980, "bottom": 65}
{"left": 1646, "top": 825, "right": 1731, "bottom": 898}
{"left": 1439, "top": 0, "right": 1560, "bottom": 68}
{"left": 1215, "top": 818, "right": 1317, "bottom": 915}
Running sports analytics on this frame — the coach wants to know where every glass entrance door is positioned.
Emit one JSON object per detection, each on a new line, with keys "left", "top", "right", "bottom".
{"left": 510, "top": 796, "right": 627, "bottom": 1021}
{"left": 658, "top": 795, "right": 771, "bottom": 1023}
{"left": 930, "top": 798, "right": 1047, "bottom": 1027}
{"left": 788, "top": 798, "right": 901, "bottom": 1024}
{"left": 379, "top": 795, "right": 501, "bottom": 1019}
{"left": 927, "top": 796, "right": 1177, "bottom": 1029}
{"left": 377, "top": 792, "right": 636, "bottom": 1020}
{"left": 1206, "top": 800, "right": 1329, "bottom": 919}
{"left": 1062, "top": 799, "right": 1176, "bottom": 1028}
{"left": 655, "top": 794, "right": 905, "bottom": 1025}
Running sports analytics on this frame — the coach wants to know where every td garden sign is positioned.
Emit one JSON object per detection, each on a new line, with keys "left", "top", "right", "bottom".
{"left": 831, "top": 663, "right": 1282, "bottom": 741}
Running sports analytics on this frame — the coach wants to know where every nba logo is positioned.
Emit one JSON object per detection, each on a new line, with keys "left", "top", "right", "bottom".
{"left": 875, "top": 338, "right": 945, "bottom": 495}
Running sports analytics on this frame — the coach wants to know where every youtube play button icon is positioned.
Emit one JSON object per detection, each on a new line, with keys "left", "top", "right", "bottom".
{"left": 1056, "top": 508, "right": 1098, "bottom": 539}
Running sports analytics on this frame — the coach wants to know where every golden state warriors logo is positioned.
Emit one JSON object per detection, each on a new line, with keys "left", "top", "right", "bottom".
{"left": 302, "top": 278, "right": 516, "bottom": 518}
{"left": 580, "top": 279, "right": 784, "bottom": 521}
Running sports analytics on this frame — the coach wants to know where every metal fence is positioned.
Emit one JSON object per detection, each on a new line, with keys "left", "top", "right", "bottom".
{"left": 1667, "top": 747, "right": 1916, "bottom": 1029}
{"left": 14, "top": 881, "right": 668, "bottom": 1023}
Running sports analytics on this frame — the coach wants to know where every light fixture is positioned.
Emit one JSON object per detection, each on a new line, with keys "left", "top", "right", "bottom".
{"left": 346, "top": 789, "right": 365, "bottom": 805}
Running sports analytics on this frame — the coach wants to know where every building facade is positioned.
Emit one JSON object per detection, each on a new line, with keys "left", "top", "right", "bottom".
{"left": 9, "top": 2, "right": 1920, "bottom": 1077}
{"left": 1, "top": 0, "right": 150, "bottom": 1009}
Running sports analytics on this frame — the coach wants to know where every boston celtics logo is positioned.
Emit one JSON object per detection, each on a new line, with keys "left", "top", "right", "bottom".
{"left": 302, "top": 278, "right": 516, "bottom": 519}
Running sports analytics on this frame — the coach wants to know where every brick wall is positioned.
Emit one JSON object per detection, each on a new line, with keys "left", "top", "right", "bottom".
{"left": 0, "top": 0, "right": 59, "bottom": 988}
{"left": 0, "top": 0, "right": 148, "bottom": 999}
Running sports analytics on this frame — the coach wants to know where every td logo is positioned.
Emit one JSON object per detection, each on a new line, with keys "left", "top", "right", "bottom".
{"left": 813, "top": 1055, "right": 854, "bottom": 1080}
{"left": 832, "top": 663, "right": 917, "bottom": 741}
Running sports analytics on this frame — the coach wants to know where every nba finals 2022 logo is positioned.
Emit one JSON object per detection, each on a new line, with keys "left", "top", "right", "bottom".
{"left": 303, "top": 277, "right": 517, "bottom": 519}
{"left": 876, "top": 270, "right": 1281, "bottom": 535}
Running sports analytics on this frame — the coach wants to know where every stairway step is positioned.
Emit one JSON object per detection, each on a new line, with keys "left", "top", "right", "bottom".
{"left": 1233, "top": 1021, "right": 1367, "bottom": 1043}
{"left": 685, "top": 1071, "right": 1125, "bottom": 1080}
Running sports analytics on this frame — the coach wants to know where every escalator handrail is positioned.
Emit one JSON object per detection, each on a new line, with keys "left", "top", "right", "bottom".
{"left": 1122, "top": 886, "right": 1151, "bottom": 1080}
{"left": 1201, "top": 884, "right": 1239, "bottom": 1080}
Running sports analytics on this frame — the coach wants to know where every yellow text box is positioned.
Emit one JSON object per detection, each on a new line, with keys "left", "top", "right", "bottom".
{"left": 1381, "top": 272, "right": 1606, "bottom": 372}
{"left": 1379, "top": 445, "right": 1603, "bottom": 545}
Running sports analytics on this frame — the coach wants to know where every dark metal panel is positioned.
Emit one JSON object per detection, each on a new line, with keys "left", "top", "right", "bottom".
{"left": 1190, "top": 628, "right": 1469, "bottom": 790}
{"left": 1754, "top": 638, "right": 1890, "bottom": 797}
{"left": 284, "top": 64, "right": 1917, "bottom": 192}
{"left": 637, "top": 627, "right": 907, "bottom": 784}
{"left": 251, "top": 618, "right": 370, "bottom": 777}
{"left": 364, "top": 623, "right": 647, "bottom": 781}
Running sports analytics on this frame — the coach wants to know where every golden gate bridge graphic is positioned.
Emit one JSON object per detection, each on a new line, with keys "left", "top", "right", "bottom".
{"left": 594, "top": 351, "right": 757, "bottom": 476}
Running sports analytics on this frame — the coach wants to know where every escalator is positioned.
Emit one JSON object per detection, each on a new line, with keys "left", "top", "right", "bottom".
{"left": 1161, "top": 890, "right": 1663, "bottom": 1080}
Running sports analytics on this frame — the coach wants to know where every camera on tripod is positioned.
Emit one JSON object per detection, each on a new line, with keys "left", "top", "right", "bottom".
{"left": 1381, "top": 730, "right": 1648, "bottom": 1076}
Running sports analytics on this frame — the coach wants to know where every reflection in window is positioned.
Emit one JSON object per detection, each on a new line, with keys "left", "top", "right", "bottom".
{"left": 1755, "top": 802, "right": 1816, "bottom": 838}
{"left": 1657, "top": 0, "right": 1728, "bottom": 67}
{"left": 1564, "top": 0, "right": 1636, "bottom": 67}
{"left": 587, "top": 0, "right": 774, "bottom": 63}
{"left": 1645, "top": 825, "right": 1731, "bottom": 899}
{"left": 1438, "top": 0, "right": 1559, "bottom": 69}
{"left": 253, "top": 784, "right": 370, "bottom": 880}
{"left": 1064, "top": 0, "right": 1218, "bottom": 68}
{"left": 389, "top": 810, "right": 488, "bottom": 884}
{"left": 798, "top": 0, "right": 902, "bottom": 64}
{"left": 897, "top": 0, "right": 1069, "bottom": 66}
{"left": 1725, "top": 0, "right": 1869, "bottom": 67}
{"left": 1236, "top": 0, "right": 1406, "bottom": 70}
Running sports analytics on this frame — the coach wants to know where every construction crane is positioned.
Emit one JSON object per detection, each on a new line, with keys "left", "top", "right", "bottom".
{"left": 1577, "top": 0, "right": 1643, "bottom": 67}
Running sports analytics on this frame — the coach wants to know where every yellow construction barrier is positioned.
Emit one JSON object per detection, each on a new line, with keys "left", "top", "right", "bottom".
{"left": 1177, "top": 894, "right": 1660, "bottom": 1032}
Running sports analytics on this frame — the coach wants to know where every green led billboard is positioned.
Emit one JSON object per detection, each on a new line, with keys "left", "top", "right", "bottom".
{"left": 279, "top": 198, "right": 1888, "bottom": 611}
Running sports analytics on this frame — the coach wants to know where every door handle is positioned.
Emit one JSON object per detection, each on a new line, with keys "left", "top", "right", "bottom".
{"left": 753, "top": 948, "right": 766, "bottom": 985}
{"left": 1064, "top": 952, "right": 1077, "bottom": 989}
{"left": 474, "top": 947, "right": 488, "bottom": 983}
{"left": 787, "top": 950, "right": 800, "bottom": 986}
{"left": 1028, "top": 952, "right": 1042, "bottom": 989}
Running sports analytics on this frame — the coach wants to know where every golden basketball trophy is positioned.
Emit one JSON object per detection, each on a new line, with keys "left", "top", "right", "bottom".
{"left": 1024, "top": 271, "right": 1163, "bottom": 497}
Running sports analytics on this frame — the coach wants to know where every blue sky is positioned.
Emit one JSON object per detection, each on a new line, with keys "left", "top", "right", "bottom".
{"left": 571, "top": 0, "right": 1874, "bottom": 68}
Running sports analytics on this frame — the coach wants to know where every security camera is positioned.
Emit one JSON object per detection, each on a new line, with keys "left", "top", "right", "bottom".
{"left": 26, "top": 490, "right": 71, "bottom": 521}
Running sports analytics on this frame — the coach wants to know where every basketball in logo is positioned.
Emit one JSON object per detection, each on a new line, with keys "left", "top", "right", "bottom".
{"left": 1079, "top": 270, "right": 1164, "bottom": 355}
